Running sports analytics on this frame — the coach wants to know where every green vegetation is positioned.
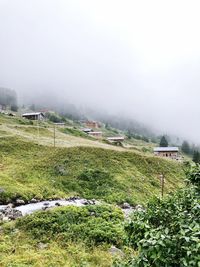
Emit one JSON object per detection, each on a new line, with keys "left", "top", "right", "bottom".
{"left": 1, "top": 112, "right": 195, "bottom": 267}
{"left": 0, "top": 136, "right": 184, "bottom": 204}
{"left": 181, "top": 140, "right": 191, "bottom": 155}
{"left": 61, "top": 127, "right": 92, "bottom": 139}
{"left": 16, "top": 205, "right": 125, "bottom": 246}
{"left": 12, "top": 125, "right": 53, "bottom": 137}
{"left": 0, "top": 165, "right": 198, "bottom": 267}
{"left": 0, "top": 226, "right": 114, "bottom": 266}
{"left": 192, "top": 150, "right": 200, "bottom": 163}
{"left": 114, "top": 164, "right": 200, "bottom": 267}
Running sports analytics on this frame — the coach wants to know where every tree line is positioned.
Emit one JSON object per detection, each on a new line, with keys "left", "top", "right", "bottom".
{"left": 0, "top": 87, "right": 18, "bottom": 111}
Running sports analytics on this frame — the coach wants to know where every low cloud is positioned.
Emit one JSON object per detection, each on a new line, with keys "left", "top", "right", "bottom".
{"left": 0, "top": 0, "right": 200, "bottom": 142}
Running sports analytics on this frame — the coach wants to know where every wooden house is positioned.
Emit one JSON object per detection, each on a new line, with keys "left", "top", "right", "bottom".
{"left": 85, "top": 121, "right": 100, "bottom": 129}
{"left": 88, "top": 131, "right": 102, "bottom": 139}
{"left": 22, "top": 112, "right": 45, "bottom": 120}
{"left": 154, "top": 147, "right": 179, "bottom": 160}
{"left": 107, "top": 136, "right": 125, "bottom": 144}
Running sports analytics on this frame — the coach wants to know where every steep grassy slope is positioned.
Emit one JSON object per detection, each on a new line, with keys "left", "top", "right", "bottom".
{"left": 0, "top": 113, "right": 187, "bottom": 267}
{"left": 0, "top": 135, "right": 184, "bottom": 204}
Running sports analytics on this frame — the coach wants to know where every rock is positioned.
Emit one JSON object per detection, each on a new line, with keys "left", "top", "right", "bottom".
{"left": 42, "top": 206, "right": 49, "bottom": 211}
{"left": 135, "top": 204, "right": 144, "bottom": 212}
{"left": 30, "top": 198, "right": 38, "bottom": 203}
{"left": 90, "top": 199, "right": 96, "bottom": 205}
{"left": 4, "top": 207, "right": 22, "bottom": 220}
{"left": 0, "top": 206, "right": 22, "bottom": 221}
{"left": 0, "top": 212, "right": 3, "bottom": 220}
{"left": 66, "top": 196, "right": 79, "bottom": 201}
{"left": 55, "top": 165, "right": 67, "bottom": 176}
{"left": 0, "top": 188, "right": 5, "bottom": 193}
{"left": 38, "top": 242, "right": 48, "bottom": 250}
{"left": 82, "top": 199, "right": 90, "bottom": 205}
{"left": 3, "top": 216, "right": 9, "bottom": 221}
{"left": 121, "top": 202, "right": 131, "bottom": 209}
{"left": 55, "top": 202, "right": 61, "bottom": 206}
{"left": 43, "top": 202, "right": 49, "bottom": 206}
{"left": 109, "top": 246, "right": 124, "bottom": 257}
{"left": 15, "top": 199, "right": 25, "bottom": 205}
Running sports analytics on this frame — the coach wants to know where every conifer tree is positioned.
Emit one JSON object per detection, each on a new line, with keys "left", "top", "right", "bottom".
{"left": 193, "top": 150, "right": 200, "bottom": 163}
{"left": 181, "top": 140, "right": 191, "bottom": 155}
{"left": 160, "top": 136, "right": 168, "bottom": 147}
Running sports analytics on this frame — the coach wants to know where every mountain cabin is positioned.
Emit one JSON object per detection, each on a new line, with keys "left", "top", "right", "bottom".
{"left": 22, "top": 112, "right": 45, "bottom": 120}
{"left": 154, "top": 147, "right": 179, "bottom": 160}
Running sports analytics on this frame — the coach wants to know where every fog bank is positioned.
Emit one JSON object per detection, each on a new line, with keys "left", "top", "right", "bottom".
{"left": 0, "top": 0, "right": 200, "bottom": 142}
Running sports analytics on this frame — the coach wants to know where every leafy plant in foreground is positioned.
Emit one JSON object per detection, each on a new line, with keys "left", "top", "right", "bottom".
{"left": 121, "top": 164, "right": 200, "bottom": 267}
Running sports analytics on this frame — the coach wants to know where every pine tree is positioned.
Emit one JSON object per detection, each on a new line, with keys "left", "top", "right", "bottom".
{"left": 193, "top": 150, "right": 200, "bottom": 163}
{"left": 181, "top": 141, "right": 191, "bottom": 155}
{"left": 160, "top": 136, "right": 168, "bottom": 147}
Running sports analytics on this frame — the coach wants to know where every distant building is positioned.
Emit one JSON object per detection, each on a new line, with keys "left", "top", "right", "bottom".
{"left": 154, "top": 147, "right": 179, "bottom": 160}
{"left": 85, "top": 121, "right": 100, "bottom": 129}
{"left": 82, "top": 128, "right": 92, "bottom": 133}
{"left": 88, "top": 131, "right": 102, "bottom": 139}
{"left": 107, "top": 136, "right": 125, "bottom": 143}
{"left": 22, "top": 112, "right": 45, "bottom": 120}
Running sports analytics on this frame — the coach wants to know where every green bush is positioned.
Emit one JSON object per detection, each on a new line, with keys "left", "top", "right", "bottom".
{"left": 124, "top": 187, "right": 200, "bottom": 267}
{"left": 77, "top": 169, "right": 117, "bottom": 197}
{"left": 16, "top": 205, "right": 126, "bottom": 247}
{"left": 185, "top": 163, "right": 200, "bottom": 186}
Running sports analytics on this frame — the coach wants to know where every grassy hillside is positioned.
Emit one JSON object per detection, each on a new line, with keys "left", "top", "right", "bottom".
{"left": 0, "top": 135, "right": 184, "bottom": 205}
{"left": 0, "top": 113, "right": 187, "bottom": 267}
{"left": 0, "top": 112, "right": 157, "bottom": 154}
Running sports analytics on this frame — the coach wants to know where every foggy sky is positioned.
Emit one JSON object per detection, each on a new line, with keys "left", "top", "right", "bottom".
{"left": 1, "top": 0, "right": 200, "bottom": 142}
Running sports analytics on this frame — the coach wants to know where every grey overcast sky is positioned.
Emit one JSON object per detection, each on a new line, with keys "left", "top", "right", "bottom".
{"left": 0, "top": 0, "right": 200, "bottom": 142}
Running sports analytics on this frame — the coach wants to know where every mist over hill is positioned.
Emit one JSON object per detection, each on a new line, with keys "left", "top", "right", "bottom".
{"left": 1, "top": 0, "right": 200, "bottom": 142}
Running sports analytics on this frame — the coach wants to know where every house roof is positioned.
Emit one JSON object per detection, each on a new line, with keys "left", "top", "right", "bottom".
{"left": 82, "top": 128, "right": 92, "bottom": 132}
{"left": 88, "top": 131, "right": 102, "bottom": 134}
{"left": 107, "top": 136, "right": 125, "bottom": 141}
{"left": 22, "top": 112, "right": 44, "bottom": 116}
{"left": 154, "top": 147, "right": 179, "bottom": 152}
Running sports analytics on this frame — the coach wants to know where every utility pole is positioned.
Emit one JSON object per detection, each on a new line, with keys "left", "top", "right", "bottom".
{"left": 159, "top": 174, "right": 165, "bottom": 198}
{"left": 37, "top": 118, "right": 40, "bottom": 144}
{"left": 53, "top": 124, "right": 56, "bottom": 147}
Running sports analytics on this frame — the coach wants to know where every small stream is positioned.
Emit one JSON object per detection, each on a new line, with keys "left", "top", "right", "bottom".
{"left": 15, "top": 199, "right": 92, "bottom": 215}
{"left": 0, "top": 198, "right": 141, "bottom": 221}
{"left": 0, "top": 198, "right": 98, "bottom": 220}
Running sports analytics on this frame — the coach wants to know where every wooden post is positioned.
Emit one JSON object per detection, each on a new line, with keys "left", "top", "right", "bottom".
{"left": 159, "top": 174, "right": 165, "bottom": 198}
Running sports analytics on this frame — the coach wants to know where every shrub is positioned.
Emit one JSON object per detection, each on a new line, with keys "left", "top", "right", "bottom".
{"left": 124, "top": 187, "right": 200, "bottom": 266}
{"left": 185, "top": 163, "right": 200, "bottom": 186}
{"left": 16, "top": 205, "right": 126, "bottom": 247}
